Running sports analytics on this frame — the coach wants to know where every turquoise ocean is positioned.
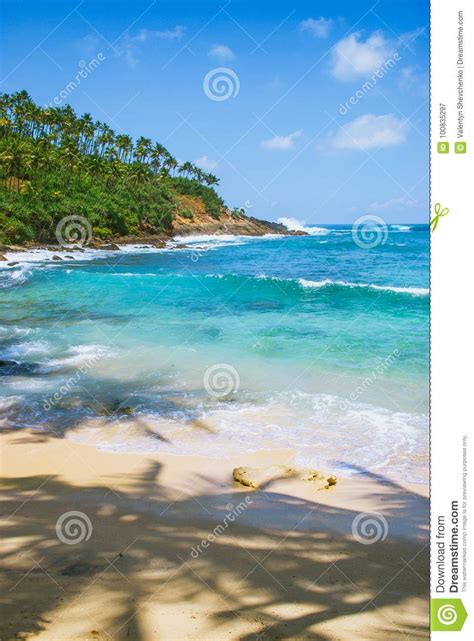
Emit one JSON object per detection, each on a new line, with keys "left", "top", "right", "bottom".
{"left": 0, "top": 223, "right": 429, "bottom": 482}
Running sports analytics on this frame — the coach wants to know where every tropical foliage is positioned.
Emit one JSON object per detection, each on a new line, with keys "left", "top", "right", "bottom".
{"left": 0, "top": 91, "right": 224, "bottom": 244}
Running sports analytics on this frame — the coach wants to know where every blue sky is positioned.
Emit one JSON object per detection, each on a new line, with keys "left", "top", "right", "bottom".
{"left": 0, "top": 0, "right": 429, "bottom": 223}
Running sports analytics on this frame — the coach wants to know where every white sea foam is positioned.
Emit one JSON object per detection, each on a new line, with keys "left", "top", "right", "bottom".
{"left": 2, "top": 340, "right": 51, "bottom": 359}
{"left": 0, "top": 325, "right": 34, "bottom": 339}
{"left": 69, "top": 390, "right": 428, "bottom": 484}
{"left": 47, "top": 344, "right": 111, "bottom": 367}
{"left": 0, "top": 264, "right": 34, "bottom": 288}
{"left": 170, "top": 234, "right": 254, "bottom": 252}
{"left": 390, "top": 224, "right": 412, "bottom": 231}
{"left": 0, "top": 395, "right": 22, "bottom": 412}
{"left": 277, "top": 217, "right": 329, "bottom": 235}
{"left": 298, "top": 278, "right": 428, "bottom": 296}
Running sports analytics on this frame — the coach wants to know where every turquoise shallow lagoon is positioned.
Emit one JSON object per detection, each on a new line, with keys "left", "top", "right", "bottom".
{"left": 0, "top": 224, "right": 429, "bottom": 482}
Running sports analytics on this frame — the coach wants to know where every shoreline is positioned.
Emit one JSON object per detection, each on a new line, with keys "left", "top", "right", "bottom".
{"left": 0, "top": 430, "right": 429, "bottom": 640}
{"left": 0, "top": 227, "right": 302, "bottom": 265}
{"left": 0, "top": 211, "right": 306, "bottom": 260}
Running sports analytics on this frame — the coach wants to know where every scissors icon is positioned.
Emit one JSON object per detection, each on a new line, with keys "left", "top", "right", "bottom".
{"left": 430, "top": 203, "right": 449, "bottom": 231}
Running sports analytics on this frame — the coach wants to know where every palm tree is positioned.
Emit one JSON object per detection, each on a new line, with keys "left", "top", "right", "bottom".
{"left": 179, "top": 161, "right": 194, "bottom": 178}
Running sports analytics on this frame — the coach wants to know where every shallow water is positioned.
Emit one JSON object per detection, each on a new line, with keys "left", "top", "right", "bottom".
{"left": 0, "top": 225, "right": 429, "bottom": 482}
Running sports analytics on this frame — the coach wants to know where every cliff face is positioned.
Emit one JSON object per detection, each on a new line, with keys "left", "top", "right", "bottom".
{"left": 172, "top": 195, "right": 304, "bottom": 237}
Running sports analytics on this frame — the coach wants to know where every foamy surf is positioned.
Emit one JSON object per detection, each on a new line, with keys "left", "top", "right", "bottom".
{"left": 277, "top": 217, "right": 329, "bottom": 235}
{"left": 66, "top": 391, "right": 428, "bottom": 484}
{"left": 298, "top": 278, "right": 429, "bottom": 296}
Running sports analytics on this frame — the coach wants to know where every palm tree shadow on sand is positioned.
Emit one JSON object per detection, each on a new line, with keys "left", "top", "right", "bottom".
{"left": 0, "top": 451, "right": 429, "bottom": 641}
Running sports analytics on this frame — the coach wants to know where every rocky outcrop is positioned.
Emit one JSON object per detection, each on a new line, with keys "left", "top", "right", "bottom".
{"left": 232, "top": 465, "right": 337, "bottom": 490}
{"left": 172, "top": 196, "right": 306, "bottom": 237}
{"left": 174, "top": 212, "right": 304, "bottom": 237}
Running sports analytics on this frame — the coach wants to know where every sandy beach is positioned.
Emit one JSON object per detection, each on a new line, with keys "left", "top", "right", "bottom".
{"left": 0, "top": 429, "right": 429, "bottom": 641}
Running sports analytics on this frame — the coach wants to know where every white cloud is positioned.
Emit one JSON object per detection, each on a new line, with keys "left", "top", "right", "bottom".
{"left": 331, "top": 114, "right": 408, "bottom": 151}
{"left": 77, "top": 34, "right": 101, "bottom": 54}
{"left": 330, "top": 31, "right": 395, "bottom": 81}
{"left": 194, "top": 155, "right": 218, "bottom": 171}
{"left": 398, "top": 65, "right": 429, "bottom": 95}
{"left": 367, "top": 196, "right": 419, "bottom": 213}
{"left": 261, "top": 130, "right": 303, "bottom": 151}
{"left": 118, "top": 26, "right": 185, "bottom": 67}
{"left": 299, "top": 17, "right": 332, "bottom": 38}
{"left": 209, "top": 44, "right": 235, "bottom": 62}
{"left": 399, "top": 26, "right": 427, "bottom": 47}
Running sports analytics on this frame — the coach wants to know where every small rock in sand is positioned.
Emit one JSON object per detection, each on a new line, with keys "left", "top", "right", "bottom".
{"left": 233, "top": 465, "right": 293, "bottom": 489}
{"left": 233, "top": 465, "right": 337, "bottom": 490}
{"left": 323, "top": 475, "right": 338, "bottom": 489}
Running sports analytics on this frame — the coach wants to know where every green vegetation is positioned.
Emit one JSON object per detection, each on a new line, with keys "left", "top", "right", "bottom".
{"left": 0, "top": 91, "right": 224, "bottom": 244}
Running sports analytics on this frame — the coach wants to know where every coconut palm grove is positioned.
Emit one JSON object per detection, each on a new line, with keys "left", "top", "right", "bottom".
{"left": 0, "top": 91, "right": 227, "bottom": 244}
